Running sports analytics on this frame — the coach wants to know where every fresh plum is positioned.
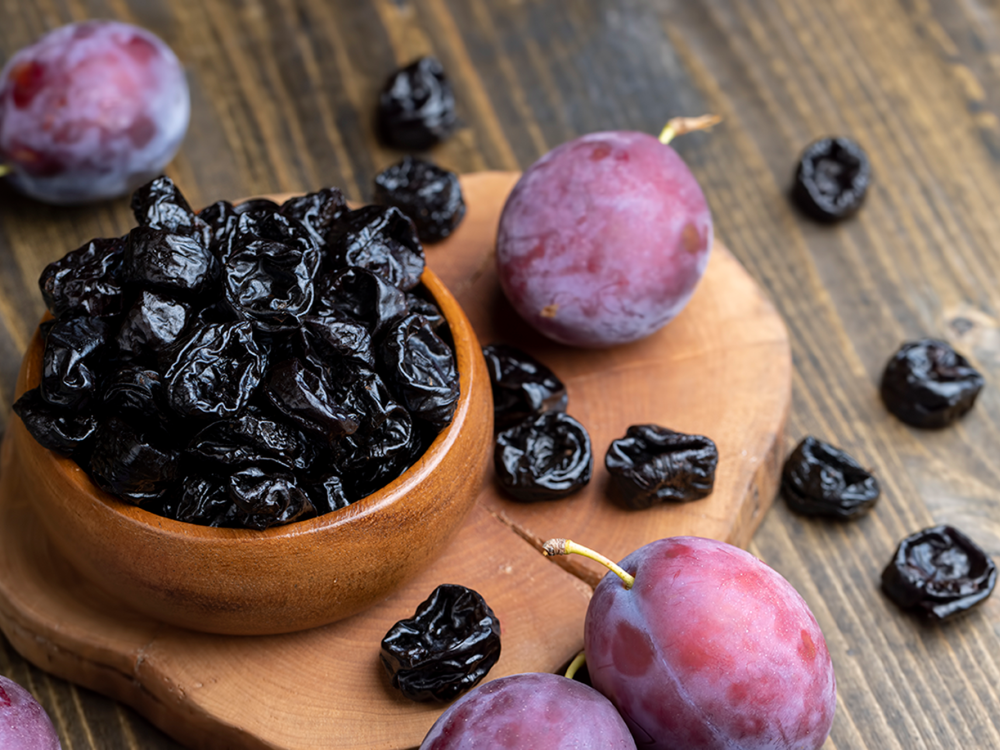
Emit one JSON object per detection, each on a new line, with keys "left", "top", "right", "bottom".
{"left": 0, "top": 674, "right": 62, "bottom": 749}
{"left": 555, "top": 536, "right": 836, "bottom": 749}
{"left": 496, "top": 126, "right": 713, "bottom": 347}
{"left": 419, "top": 672, "right": 637, "bottom": 749}
{"left": 0, "top": 20, "right": 189, "bottom": 204}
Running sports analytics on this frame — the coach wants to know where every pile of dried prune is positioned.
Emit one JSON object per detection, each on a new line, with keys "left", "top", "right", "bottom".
{"left": 14, "top": 176, "right": 460, "bottom": 530}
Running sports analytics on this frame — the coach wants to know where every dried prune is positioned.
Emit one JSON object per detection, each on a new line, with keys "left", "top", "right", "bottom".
{"left": 377, "top": 56, "right": 457, "bottom": 151}
{"left": 298, "top": 313, "right": 375, "bottom": 368}
{"left": 314, "top": 266, "right": 409, "bottom": 337}
{"left": 482, "top": 343, "right": 567, "bottom": 432}
{"left": 326, "top": 206, "right": 425, "bottom": 291}
{"left": 279, "top": 188, "right": 347, "bottom": 245}
{"left": 881, "top": 339, "right": 984, "bottom": 428}
{"left": 495, "top": 411, "right": 592, "bottom": 502}
{"left": 187, "top": 407, "right": 306, "bottom": 469}
{"left": 39, "top": 236, "right": 125, "bottom": 318}
{"left": 605, "top": 425, "right": 717, "bottom": 509}
{"left": 124, "top": 227, "right": 217, "bottom": 299}
{"left": 264, "top": 358, "right": 359, "bottom": 440}
{"left": 227, "top": 466, "right": 316, "bottom": 530}
{"left": 306, "top": 473, "right": 351, "bottom": 514}
{"left": 792, "top": 136, "right": 871, "bottom": 222}
{"left": 132, "top": 175, "right": 211, "bottom": 245}
{"left": 165, "top": 321, "right": 267, "bottom": 420}
{"left": 380, "top": 313, "right": 459, "bottom": 429}
{"left": 221, "top": 213, "right": 320, "bottom": 331}
{"left": 87, "top": 416, "right": 179, "bottom": 505}
{"left": 12, "top": 387, "right": 97, "bottom": 456}
{"left": 117, "top": 290, "right": 190, "bottom": 360}
{"left": 781, "top": 436, "right": 880, "bottom": 519}
{"left": 102, "top": 367, "right": 166, "bottom": 422}
{"left": 40, "top": 316, "right": 113, "bottom": 409}
{"left": 381, "top": 583, "right": 501, "bottom": 702}
{"left": 373, "top": 156, "right": 465, "bottom": 243}
{"left": 881, "top": 525, "right": 997, "bottom": 621}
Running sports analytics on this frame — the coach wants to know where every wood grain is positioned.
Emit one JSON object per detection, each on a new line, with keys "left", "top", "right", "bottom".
{"left": 0, "top": 1, "right": 999, "bottom": 748}
{"left": 0, "top": 172, "right": 789, "bottom": 749}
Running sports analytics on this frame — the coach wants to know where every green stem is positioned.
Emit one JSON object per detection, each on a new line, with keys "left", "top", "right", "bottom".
{"left": 658, "top": 114, "right": 723, "bottom": 145}
{"left": 542, "top": 538, "right": 635, "bottom": 590}
{"left": 0, "top": 164, "right": 11, "bottom": 178}
{"left": 564, "top": 651, "right": 587, "bottom": 681}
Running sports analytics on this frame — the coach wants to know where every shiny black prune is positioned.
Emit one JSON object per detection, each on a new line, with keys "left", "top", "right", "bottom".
{"left": 117, "top": 290, "right": 190, "bottom": 360}
{"left": 377, "top": 56, "right": 457, "bottom": 151}
{"left": 306, "top": 473, "right": 351, "bottom": 514}
{"left": 39, "top": 236, "right": 125, "bottom": 318}
{"left": 227, "top": 466, "right": 316, "bottom": 530}
{"left": 187, "top": 407, "right": 306, "bottom": 469}
{"left": 792, "top": 136, "right": 871, "bottom": 222}
{"left": 406, "top": 293, "right": 445, "bottom": 331}
{"left": 264, "top": 358, "right": 360, "bottom": 440}
{"left": 373, "top": 156, "right": 466, "bottom": 243}
{"left": 221, "top": 212, "right": 321, "bottom": 332}
{"left": 380, "top": 313, "right": 459, "bottom": 429}
{"left": 131, "top": 175, "right": 211, "bottom": 246}
{"left": 298, "top": 313, "right": 375, "bottom": 368}
{"left": 102, "top": 367, "right": 166, "bottom": 422}
{"left": 173, "top": 474, "right": 233, "bottom": 527}
{"left": 314, "top": 266, "right": 410, "bottom": 336}
{"left": 881, "top": 525, "right": 997, "bottom": 621}
{"left": 381, "top": 583, "right": 501, "bottom": 702}
{"left": 604, "top": 425, "right": 718, "bottom": 509}
{"left": 326, "top": 206, "right": 425, "bottom": 291}
{"left": 124, "top": 227, "right": 217, "bottom": 299}
{"left": 279, "top": 188, "right": 348, "bottom": 245}
{"left": 495, "top": 411, "right": 592, "bottom": 502}
{"left": 881, "top": 339, "right": 984, "bottom": 428}
{"left": 40, "top": 316, "right": 113, "bottom": 409}
{"left": 482, "top": 343, "right": 568, "bottom": 432}
{"left": 165, "top": 321, "right": 267, "bottom": 420}
{"left": 12, "top": 388, "right": 97, "bottom": 456}
{"left": 87, "top": 416, "right": 179, "bottom": 505}
{"left": 781, "top": 436, "right": 879, "bottom": 519}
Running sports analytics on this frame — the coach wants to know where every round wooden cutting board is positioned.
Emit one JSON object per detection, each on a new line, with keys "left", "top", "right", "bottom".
{"left": 0, "top": 171, "right": 790, "bottom": 750}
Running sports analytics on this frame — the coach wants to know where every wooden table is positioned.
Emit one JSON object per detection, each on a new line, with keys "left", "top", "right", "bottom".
{"left": 1, "top": 1, "right": 998, "bottom": 748}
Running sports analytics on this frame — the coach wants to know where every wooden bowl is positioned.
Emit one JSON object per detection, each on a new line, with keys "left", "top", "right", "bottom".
{"left": 3, "top": 266, "right": 493, "bottom": 636}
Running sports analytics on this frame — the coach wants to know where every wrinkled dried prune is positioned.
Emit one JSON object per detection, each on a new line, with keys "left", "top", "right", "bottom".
{"left": 406, "top": 293, "right": 445, "bottom": 331}
{"left": 381, "top": 583, "right": 501, "bottom": 702}
{"left": 377, "top": 56, "right": 457, "bottom": 151}
{"left": 781, "top": 436, "right": 879, "bottom": 518}
{"left": 228, "top": 466, "right": 316, "bottom": 530}
{"left": 314, "top": 266, "right": 409, "bottom": 336}
{"left": 279, "top": 188, "right": 348, "bottom": 245}
{"left": 605, "top": 425, "right": 717, "bottom": 509}
{"left": 132, "top": 175, "right": 211, "bottom": 245}
{"left": 124, "top": 227, "right": 217, "bottom": 299}
{"left": 187, "top": 407, "right": 306, "bottom": 469}
{"left": 221, "top": 213, "right": 320, "bottom": 331}
{"left": 39, "top": 236, "right": 125, "bottom": 318}
{"left": 306, "top": 473, "right": 351, "bottom": 514}
{"left": 117, "top": 290, "right": 190, "bottom": 360}
{"left": 881, "top": 339, "right": 984, "bottom": 428}
{"left": 102, "top": 367, "right": 166, "bottom": 422}
{"left": 373, "top": 156, "right": 466, "bottom": 243}
{"left": 87, "top": 416, "right": 179, "bottom": 505}
{"left": 482, "top": 343, "right": 567, "bottom": 432}
{"left": 380, "top": 313, "right": 459, "bottom": 429}
{"left": 165, "top": 321, "right": 267, "bottom": 419}
{"left": 298, "top": 313, "right": 375, "bottom": 368}
{"left": 881, "top": 525, "right": 997, "bottom": 621}
{"left": 326, "top": 206, "right": 425, "bottom": 291}
{"left": 495, "top": 411, "right": 592, "bottom": 502}
{"left": 41, "top": 316, "right": 113, "bottom": 409}
{"left": 264, "top": 358, "right": 359, "bottom": 440}
{"left": 792, "top": 136, "right": 871, "bottom": 222}
{"left": 173, "top": 474, "right": 233, "bottom": 526}
{"left": 13, "top": 387, "right": 97, "bottom": 456}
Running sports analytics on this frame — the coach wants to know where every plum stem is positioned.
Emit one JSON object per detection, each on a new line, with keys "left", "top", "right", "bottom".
{"left": 0, "top": 164, "right": 11, "bottom": 178}
{"left": 543, "top": 538, "right": 635, "bottom": 589}
{"left": 658, "top": 114, "right": 723, "bottom": 145}
{"left": 564, "top": 651, "right": 587, "bottom": 680}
